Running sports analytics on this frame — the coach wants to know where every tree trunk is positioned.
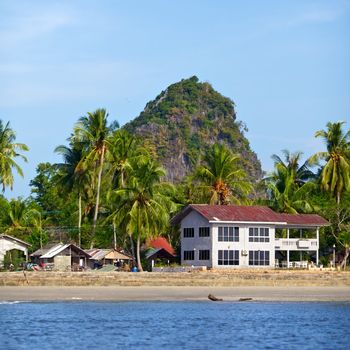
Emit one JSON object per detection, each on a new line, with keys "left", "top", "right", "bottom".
{"left": 113, "top": 222, "right": 117, "bottom": 250}
{"left": 129, "top": 234, "right": 135, "bottom": 265}
{"left": 340, "top": 246, "right": 349, "bottom": 270}
{"left": 91, "top": 144, "right": 106, "bottom": 248}
{"left": 136, "top": 233, "right": 143, "bottom": 272}
{"left": 78, "top": 194, "right": 82, "bottom": 247}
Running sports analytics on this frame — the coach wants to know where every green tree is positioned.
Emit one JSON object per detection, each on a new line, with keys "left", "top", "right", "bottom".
{"left": 29, "top": 163, "right": 67, "bottom": 223}
{"left": 0, "top": 120, "right": 28, "bottom": 191}
{"left": 107, "top": 129, "right": 139, "bottom": 189}
{"left": 265, "top": 150, "right": 315, "bottom": 213}
{"left": 55, "top": 142, "right": 91, "bottom": 247}
{"left": 310, "top": 121, "right": 350, "bottom": 205}
{"left": 111, "top": 158, "right": 176, "bottom": 271}
{"left": 73, "top": 109, "right": 119, "bottom": 244}
{"left": 195, "top": 143, "right": 252, "bottom": 205}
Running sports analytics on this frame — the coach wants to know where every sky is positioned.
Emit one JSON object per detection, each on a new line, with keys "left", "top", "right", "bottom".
{"left": 1, "top": 0, "right": 349, "bottom": 199}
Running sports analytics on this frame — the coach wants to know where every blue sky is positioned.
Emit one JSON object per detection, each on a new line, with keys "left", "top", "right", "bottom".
{"left": 1, "top": 0, "right": 349, "bottom": 198}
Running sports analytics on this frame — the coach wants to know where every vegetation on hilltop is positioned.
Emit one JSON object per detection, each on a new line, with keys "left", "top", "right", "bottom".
{"left": 124, "top": 76, "right": 262, "bottom": 183}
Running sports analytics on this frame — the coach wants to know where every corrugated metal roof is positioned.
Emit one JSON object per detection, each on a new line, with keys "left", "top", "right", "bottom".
{"left": 40, "top": 244, "right": 70, "bottom": 258}
{"left": 278, "top": 213, "right": 329, "bottom": 226}
{"left": 149, "top": 237, "right": 176, "bottom": 256}
{"left": 171, "top": 204, "right": 329, "bottom": 227}
{"left": 40, "top": 244, "right": 91, "bottom": 259}
{"left": 0, "top": 234, "right": 31, "bottom": 247}
{"left": 86, "top": 249, "right": 112, "bottom": 260}
{"left": 86, "top": 249, "right": 132, "bottom": 261}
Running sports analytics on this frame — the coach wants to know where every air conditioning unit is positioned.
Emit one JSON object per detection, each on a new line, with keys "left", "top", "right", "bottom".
{"left": 241, "top": 250, "right": 248, "bottom": 256}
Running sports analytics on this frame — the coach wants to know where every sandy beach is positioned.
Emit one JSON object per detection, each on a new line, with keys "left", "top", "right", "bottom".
{"left": 1, "top": 285, "right": 349, "bottom": 302}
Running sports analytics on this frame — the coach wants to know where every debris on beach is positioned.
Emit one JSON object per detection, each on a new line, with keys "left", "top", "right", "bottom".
{"left": 239, "top": 297, "right": 253, "bottom": 301}
{"left": 208, "top": 294, "right": 223, "bottom": 301}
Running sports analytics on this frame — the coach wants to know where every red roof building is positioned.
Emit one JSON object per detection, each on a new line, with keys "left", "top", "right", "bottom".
{"left": 149, "top": 237, "right": 176, "bottom": 256}
{"left": 172, "top": 204, "right": 329, "bottom": 269}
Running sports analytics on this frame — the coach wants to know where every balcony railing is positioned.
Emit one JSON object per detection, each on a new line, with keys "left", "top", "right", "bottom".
{"left": 275, "top": 238, "right": 318, "bottom": 250}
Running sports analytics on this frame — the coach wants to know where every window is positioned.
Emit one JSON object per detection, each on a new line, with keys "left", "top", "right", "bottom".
{"left": 199, "top": 250, "right": 210, "bottom": 260}
{"left": 218, "top": 250, "right": 239, "bottom": 265}
{"left": 199, "top": 227, "right": 210, "bottom": 237}
{"left": 249, "top": 251, "right": 270, "bottom": 266}
{"left": 183, "top": 227, "right": 194, "bottom": 238}
{"left": 248, "top": 228, "right": 269, "bottom": 242}
{"left": 218, "top": 227, "right": 239, "bottom": 242}
{"left": 184, "top": 250, "right": 194, "bottom": 260}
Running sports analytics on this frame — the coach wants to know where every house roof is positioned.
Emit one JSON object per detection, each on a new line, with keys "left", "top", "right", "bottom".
{"left": 36, "top": 243, "right": 91, "bottom": 259}
{"left": 0, "top": 234, "right": 31, "bottom": 247}
{"left": 277, "top": 213, "right": 329, "bottom": 227}
{"left": 86, "top": 248, "right": 131, "bottom": 261}
{"left": 149, "top": 237, "right": 176, "bottom": 256}
{"left": 171, "top": 204, "right": 329, "bottom": 227}
{"left": 86, "top": 248, "right": 111, "bottom": 260}
{"left": 146, "top": 247, "right": 176, "bottom": 260}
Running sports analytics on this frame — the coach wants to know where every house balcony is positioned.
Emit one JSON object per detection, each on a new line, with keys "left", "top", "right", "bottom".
{"left": 275, "top": 238, "right": 318, "bottom": 251}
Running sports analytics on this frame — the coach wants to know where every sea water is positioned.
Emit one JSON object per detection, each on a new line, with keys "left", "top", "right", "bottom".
{"left": 0, "top": 301, "right": 349, "bottom": 349}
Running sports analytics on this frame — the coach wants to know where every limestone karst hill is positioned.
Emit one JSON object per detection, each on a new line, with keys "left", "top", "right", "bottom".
{"left": 124, "top": 76, "right": 262, "bottom": 183}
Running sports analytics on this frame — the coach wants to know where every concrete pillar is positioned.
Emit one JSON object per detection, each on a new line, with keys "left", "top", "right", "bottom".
{"left": 287, "top": 229, "right": 290, "bottom": 268}
{"left": 316, "top": 228, "right": 319, "bottom": 266}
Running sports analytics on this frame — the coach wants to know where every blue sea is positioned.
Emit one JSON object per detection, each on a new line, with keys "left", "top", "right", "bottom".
{"left": 1, "top": 301, "right": 349, "bottom": 349}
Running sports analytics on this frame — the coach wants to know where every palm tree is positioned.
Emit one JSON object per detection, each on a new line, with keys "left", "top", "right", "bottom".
{"left": 107, "top": 129, "right": 139, "bottom": 189}
{"left": 196, "top": 143, "right": 252, "bottom": 205}
{"left": 54, "top": 142, "right": 91, "bottom": 247}
{"left": 111, "top": 158, "right": 175, "bottom": 271}
{"left": 0, "top": 120, "right": 29, "bottom": 191}
{"left": 270, "top": 150, "right": 315, "bottom": 191}
{"left": 3, "top": 198, "right": 28, "bottom": 233}
{"left": 265, "top": 150, "right": 315, "bottom": 213}
{"left": 310, "top": 121, "right": 350, "bottom": 204}
{"left": 73, "top": 109, "right": 119, "bottom": 243}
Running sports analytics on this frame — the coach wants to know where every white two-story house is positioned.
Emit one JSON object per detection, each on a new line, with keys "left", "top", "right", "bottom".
{"left": 171, "top": 205, "right": 329, "bottom": 269}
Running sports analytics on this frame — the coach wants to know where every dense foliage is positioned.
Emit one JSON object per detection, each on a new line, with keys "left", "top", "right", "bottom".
{"left": 124, "top": 76, "right": 262, "bottom": 183}
{"left": 0, "top": 78, "right": 349, "bottom": 269}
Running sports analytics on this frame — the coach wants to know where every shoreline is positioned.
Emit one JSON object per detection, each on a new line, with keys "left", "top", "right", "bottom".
{"left": 1, "top": 286, "right": 349, "bottom": 302}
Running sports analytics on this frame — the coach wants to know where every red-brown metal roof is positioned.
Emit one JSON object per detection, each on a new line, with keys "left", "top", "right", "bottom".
{"left": 149, "top": 237, "right": 176, "bottom": 256}
{"left": 278, "top": 213, "right": 329, "bottom": 226}
{"left": 171, "top": 204, "right": 329, "bottom": 227}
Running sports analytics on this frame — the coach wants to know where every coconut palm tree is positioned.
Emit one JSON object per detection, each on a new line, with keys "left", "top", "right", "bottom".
{"left": 196, "top": 143, "right": 252, "bottom": 205}
{"left": 310, "top": 121, "right": 350, "bottom": 205}
{"left": 0, "top": 120, "right": 29, "bottom": 191}
{"left": 107, "top": 129, "right": 139, "bottom": 189}
{"left": 111, "top": 158, "right": 175, "bottom": 271}
{"left": 270, "top": 150, "right": 315, "bottom": 191}
{"left": 3, "top": 198, "right": 28, "bottom": 233}
{"left": 265, "top": 150, "right": 315, "bottom": 213}
{"left": 54, "top": 142, "right": 91, "bottom": 247}
{"left": 73, "top": 109, "right": 119, "bottom": 243}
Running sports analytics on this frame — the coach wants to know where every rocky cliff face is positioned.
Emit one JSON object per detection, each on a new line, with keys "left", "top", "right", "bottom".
{"left": 124, "top": 76, "right": 262, "bottom": 182}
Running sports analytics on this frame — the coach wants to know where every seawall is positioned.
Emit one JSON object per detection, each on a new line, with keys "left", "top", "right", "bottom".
{"left": 1, "top": 269, "right": 350, "bottom": 287}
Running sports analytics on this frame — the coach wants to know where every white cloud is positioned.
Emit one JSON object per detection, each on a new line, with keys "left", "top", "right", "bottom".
{"left": 0, "top": 7, "right": 74, "bottom": 49}
{"left": 286, "top": 8, "right": 344, "bottom": 26}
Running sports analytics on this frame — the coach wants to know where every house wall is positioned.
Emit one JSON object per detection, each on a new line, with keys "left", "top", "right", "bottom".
{"left": 211, "top": 224, "right": 275, "bottom": 268}
{"left": 181, "top": 211, "right": 212, "bottom": 268}
{"left": 0, "top": 238, "right": 28, "bottom": 267}
{"left": 54, "top": 256, "right": 71, "bottom": 271}
{"left": 180, "top": 211, "right": 276, "bottom": 268}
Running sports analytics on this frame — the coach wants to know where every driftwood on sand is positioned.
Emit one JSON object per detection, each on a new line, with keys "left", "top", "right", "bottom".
{"left": 208, "top": 294, "right": 223, "bottom": 301}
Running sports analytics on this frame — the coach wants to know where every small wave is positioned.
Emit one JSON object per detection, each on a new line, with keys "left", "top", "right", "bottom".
{"left": 0, "top": 300, "right": 27, "bottom": 305}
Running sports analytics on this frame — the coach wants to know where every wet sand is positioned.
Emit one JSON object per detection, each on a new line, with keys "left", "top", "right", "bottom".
{"left": 0, "top": 286, "right": 349, "bottom": 302}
